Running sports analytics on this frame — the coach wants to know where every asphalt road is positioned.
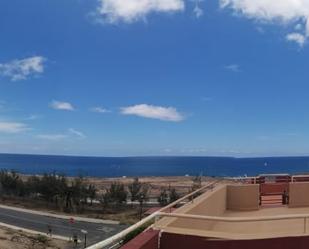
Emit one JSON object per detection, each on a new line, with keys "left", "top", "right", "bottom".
{"left": 0, "top": 206, "right": 127, "bottom": 248}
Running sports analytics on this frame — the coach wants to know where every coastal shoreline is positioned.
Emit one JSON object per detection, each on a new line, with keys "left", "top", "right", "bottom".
{"left": 19, "top": 174, "right": 216, "bottom": 196}
{"left": 0, "top": 173, "right": 217, "bottom": 224}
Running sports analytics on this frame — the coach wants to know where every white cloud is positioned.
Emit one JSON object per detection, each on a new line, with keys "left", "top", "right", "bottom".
{"left": 68, "top": 128, "right": 86, "bottom": 139}
{"left": 37, "top": 129, "right": 86, "bottom": 141}
{"left": 25, "top": 114, "right": 41, "bottom": 120}
{"left": 121, "top": 104, "right": 184, "bottom": 122}
{"left": 90, "top": 106, "right": 110, "bottom": 113}
{"left": 220, "top": 0, "right": 309, "bottom": 46}
{"left": 191, "top": 0, "right": 204, "bottom": 18}
{"left": 224, "top": 64, "right": 241, "bottom": 72}
{"left": 193, "top": 5, "right": 203, "bottom": 18}
{"left": 95, "top": 0, "right": 185, "bottom": 23}
{"left": 0, "top": 122, "right": 29, "bottom": 133}
{"left": 50, "top": 100, "right": 75, "bottom": 111}
{"left": 286, "top": 32, "right": 306, "bottom": 47}
{"left": 0, "top": 56, "right": 46, "bottom": 81}
{"left": 37, "top": 134, "right": 68, "bottom": 141}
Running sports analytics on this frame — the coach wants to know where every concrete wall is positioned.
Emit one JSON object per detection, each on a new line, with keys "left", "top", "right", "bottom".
{"left": 227, "top": 184, "right": 259, "bottom": 211}
{"left": 162, "top": 184, "right": 259, "bottom": 231}
{"left": 289, "top": 182, "right": 309, "bottom": 207}
{"left": 188, "top": 185, "right": 227, "bottom": 216}
{"left": 169, "top": 185, "right": 227, "bottom": 230}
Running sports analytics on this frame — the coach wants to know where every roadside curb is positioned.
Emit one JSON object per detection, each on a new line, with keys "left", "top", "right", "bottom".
{"left": 0, "top": 204, "right": 119, "bottom": 225}
{"left": 0, "top": 221, "right": 71, "bottom": 241}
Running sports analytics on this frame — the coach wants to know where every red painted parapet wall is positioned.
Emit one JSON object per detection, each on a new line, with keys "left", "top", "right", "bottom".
{"left": 120, "top": 229, "right": 309, "bottom": 249}
{"left": 160, "top": 233, "right": 309, "bottom": 249}
{"left": 260, "top": 183, "right": 289, "bottom": 195}
{"left": 120, "top": 229, "right": 159, "bottom": 249}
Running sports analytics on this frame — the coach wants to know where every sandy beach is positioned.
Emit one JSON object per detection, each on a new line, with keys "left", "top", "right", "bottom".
{"left": 20, "top": 175, "right": 215, "bottom": 198}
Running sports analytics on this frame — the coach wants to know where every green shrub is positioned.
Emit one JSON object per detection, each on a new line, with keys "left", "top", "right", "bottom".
{"left": 36, "top": 234, "right": 48, "bottom": 244}
{"left": 122, "top": 221, "right": 153, "bottom": 244}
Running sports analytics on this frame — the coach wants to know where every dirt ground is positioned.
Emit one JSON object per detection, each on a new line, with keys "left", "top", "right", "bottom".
{"left": 2, "top": 176, "right": 217, "bottom": 224}
{"left": 20, "top": 175, "right": 214, "bottom": 197}
{"left": 81, "top": 175, "right": 212, "bottom": 196}
{"left": 0, "top": 225, "right": 70, "bottom": 249}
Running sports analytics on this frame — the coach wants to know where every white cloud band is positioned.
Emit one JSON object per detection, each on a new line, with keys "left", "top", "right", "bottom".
{"left": 121, "top": 104, "right": 184, "bottom": 122}
{"left": 0, "top": 122, "right": 29, "bottom": 133}
{"left": 286, "top": 32, "right": 306, "bottom": 46}
{"left": 68, "top": 128, "right": 86, "bottom": 139}
{"left": 0, "top": 56, "right": 46, "bottom": 81}
{"left": 50, "top": 100, "right": 75, "bottom": 111}
{"left": 220, "top": 0, "right": 309, "bottom": 46}
{"left": 96, "top": 0, "right": 185, "bottom": 23}
{"left": 90, "top": 107, "right": 110, "bottom": 113}
{"left": 37, "top": 134, "right": 68, "bottom": 141}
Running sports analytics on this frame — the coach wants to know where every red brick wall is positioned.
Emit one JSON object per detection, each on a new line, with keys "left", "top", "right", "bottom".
{"left": 160, "top": 233, "right": 309, "bottom": 249}
{"left": 120, "top": 229, "right": 159, "bottom": 249}
{"left": 260, "top": 183, "right": 289, "bottom": 195}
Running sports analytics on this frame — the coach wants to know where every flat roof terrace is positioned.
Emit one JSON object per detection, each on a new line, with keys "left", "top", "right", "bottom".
{"left": 154, "top": 182, "right": 309, "bottom": 240}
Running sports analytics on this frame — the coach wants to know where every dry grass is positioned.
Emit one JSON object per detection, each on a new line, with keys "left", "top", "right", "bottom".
{"left": 0, "top": 225, "right": 70, "bottom": 249}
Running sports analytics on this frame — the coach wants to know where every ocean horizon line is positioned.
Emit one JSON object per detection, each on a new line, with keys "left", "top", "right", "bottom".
{"left": 2, "top": 152, "right": 309, "bottom": 160}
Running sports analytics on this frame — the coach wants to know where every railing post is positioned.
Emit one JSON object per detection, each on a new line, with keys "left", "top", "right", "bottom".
{"left": 304, "top": 217, "right": 307, "bottom": 234}
{"left": 155, "top": 214, "right": 159, "bottom": 224}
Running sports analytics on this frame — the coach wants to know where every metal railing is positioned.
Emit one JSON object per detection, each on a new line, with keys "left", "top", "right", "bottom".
{"left": 87, "top": 179, "right": 309, "bottom": 249}
{"left": 229, "top": 174, "right": 309, "bottom": 184}
{"left": 85, "top": 181, "right": 219, "bottom": 249}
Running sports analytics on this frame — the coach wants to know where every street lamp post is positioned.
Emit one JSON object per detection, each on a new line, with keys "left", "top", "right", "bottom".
{"left": 81, "top": 229, "right": 88, "bottom": 248}
{"left": 139, "top": 194, "right": 144, "bottom": 220}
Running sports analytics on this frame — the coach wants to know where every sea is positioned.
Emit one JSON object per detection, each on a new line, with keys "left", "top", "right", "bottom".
{"left": 1, "top": 153, "right": 309, "bottom": 178}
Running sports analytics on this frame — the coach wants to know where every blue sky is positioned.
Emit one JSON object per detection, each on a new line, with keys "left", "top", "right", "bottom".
{"left": 1, "top": 0, "right": 309, "bottom": 157}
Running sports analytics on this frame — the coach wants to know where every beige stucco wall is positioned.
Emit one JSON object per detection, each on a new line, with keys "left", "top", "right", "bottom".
{"left": 227, "top": 184, "right": 259, "bottom": 211}
{"left": 187, "top": 185, "right": 227, "bottom": 216}
{"left": 156, "top": 182, "right": 309, "bottom": 239}
{"left": 158, "top": 184, "right": 260, "bottom": 232}
{"left": 289, "top": 182, "right": 309, "bottom": 207}
{"left": 168, "top": 185, "right": 227, "bottom": 230}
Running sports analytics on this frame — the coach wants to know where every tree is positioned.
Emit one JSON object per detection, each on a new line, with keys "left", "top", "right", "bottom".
{"left": 26, "top": 175, "right": 41, "bottom": 196}
{"left": 0, "top": 170, "right": 23, "bottom": 196}
{"left": 56, "top": 175, "right": 69, "bottom": 209}
{"left": 137, "top": 184, "right": 150, "bottom": 220}
{"left": 192, "top": 175, "right": 202, "bottom": 191}
{"left": 38, "top": 173, "right": 59, "bottom": 203}
{"left": 191, "top": 175, "right": 203, "bottom": 199}
{"left": 108, "top": 182, "right": 127, "bottom": 205}
{"left": 128, "top": 178, "right": 142, "bottom": 202}
{"left": 169, "top": 188, "right": 179, "bottom": 203}
{"left": 0, "top": 170, "right": 96, "bottom": 213}
{"left": 100, "top": 182, "right": 127, "bottom": 213}
{"left": 158, "top": 188, "right": 169, "bottom": 206}
{"left": 87, "top": 184, "right": 97, "bottom": 206}
{"left": 100, "top": 189, "right": 111, "bottom": 212}
{"left": 71, "top": 177, "right": 87, "bottom": 211}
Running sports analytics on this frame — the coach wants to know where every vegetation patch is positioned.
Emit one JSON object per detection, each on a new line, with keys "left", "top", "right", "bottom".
{"left": 121, "top": 221, "right": 153, "bottom": 245}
